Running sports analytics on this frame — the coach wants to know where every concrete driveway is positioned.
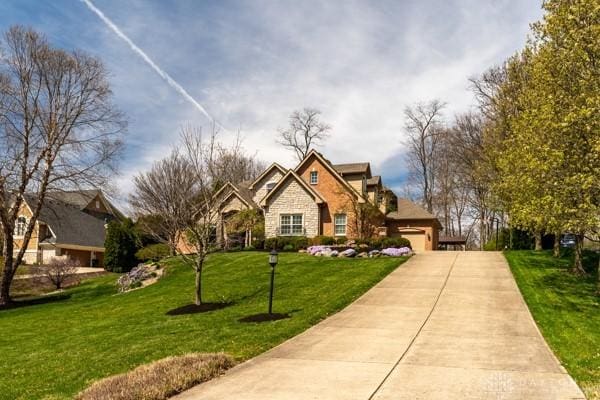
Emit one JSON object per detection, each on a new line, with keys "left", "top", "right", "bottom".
{"left": 174, "top": 252, "right": 585, "bottom": 400}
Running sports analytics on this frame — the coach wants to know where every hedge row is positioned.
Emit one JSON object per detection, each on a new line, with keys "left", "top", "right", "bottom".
{"left": 259, "top": 236, "right": 411, "bottom": 251}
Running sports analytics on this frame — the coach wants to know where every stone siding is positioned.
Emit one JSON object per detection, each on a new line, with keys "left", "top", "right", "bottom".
{"left": 252, "top": 169, "right": 284, "bottom": 205}
{"left": 264, "top": 179, "right": 319, "bottom": 238}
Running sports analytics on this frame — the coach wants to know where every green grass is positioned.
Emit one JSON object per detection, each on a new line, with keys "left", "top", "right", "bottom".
{"left": 0, "top": 251, "right": 406, "bottom": 400}
{"left": 505, "top": 250, "right": 600, "bottom": 399}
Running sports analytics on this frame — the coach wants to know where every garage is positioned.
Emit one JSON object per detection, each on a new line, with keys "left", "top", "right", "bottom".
{"left": 400, "top": 232, "right": 427, "bottom": 252}
{"left": 385, "top": 198, "right": 442, "bottom": 251}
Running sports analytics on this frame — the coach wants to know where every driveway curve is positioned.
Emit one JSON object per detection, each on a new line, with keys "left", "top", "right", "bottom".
{"left": 174, "top": 252, "right": 585, "bottom": 400}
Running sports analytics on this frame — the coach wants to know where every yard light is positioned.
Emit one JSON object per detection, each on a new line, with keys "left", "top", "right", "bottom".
{"left": 268, "top": 249, "right": 278, "bottom": 314}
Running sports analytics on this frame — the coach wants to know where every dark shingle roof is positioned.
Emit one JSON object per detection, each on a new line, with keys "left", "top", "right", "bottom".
{"left": 25, "top": 194, "right": 107, "bottom": 248}
{"left": 366, "top": 176, "right": 381, "bottom": 186}
{"left": 333, "top": 162, "right": 370, "bottom": 175}
{"left": 46, "top": 189, "right": 124, "bottom": 219}
{"left": 386, "top": 198, "right": 438, "bottom": 220}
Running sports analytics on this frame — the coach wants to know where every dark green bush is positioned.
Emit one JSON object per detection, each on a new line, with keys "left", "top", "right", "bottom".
{"left": 135, "top": 243, "right": 170, "bottom": 262}
{"left": 264, "top": 236, "right": 309, "bottom": 251}
{"left": 105, "top": 219, "right": 139, "bottom": 273}
{"left": 311, "top": 235, "right": 335, "bottom": 245}
{"left": 382, "top": 237, "right": 411, "bottom": 249}
{"left": 334, "top": 236, "right": 347, "bottom": 245}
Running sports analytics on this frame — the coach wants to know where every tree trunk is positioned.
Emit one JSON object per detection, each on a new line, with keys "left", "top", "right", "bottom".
{"left": 0, "top": 240, "right": 15, "bottom": 307}
{"left": 194, "top": 258, "right": 203, "bottom": 305}
{"left": 553, "top": 233, "right": 561, "bottom": 258}
{"left": 534, "top": 231, "right": 543, "bottom": 251}
{"left": 572, "top": 233, "right": 586, "bottom": 275}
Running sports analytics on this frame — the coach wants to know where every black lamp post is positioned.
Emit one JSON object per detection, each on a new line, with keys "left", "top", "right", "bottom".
{"left": 268, "top": 249, "right": 278, "bottom": 315}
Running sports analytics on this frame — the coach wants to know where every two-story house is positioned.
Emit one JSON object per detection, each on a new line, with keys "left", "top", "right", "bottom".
{"left": 210, "top": 150, "right": 441, "bottom": 252}
{"left": 13, "top": 189, "right": 122, "bottom": 267}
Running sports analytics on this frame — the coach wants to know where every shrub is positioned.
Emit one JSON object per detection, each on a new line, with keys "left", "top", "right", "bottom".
{"left": 105, "top": 219, "right": 139, "bottom": 273}
{"left": 264, "top": 236, "right": 309, "bottom": 251}
{"left": 335, "top": 236, "right": 347, "bottom": 245}
{"left": 311, "top": 235, "right": 335, "bottom": 245}
{"left": 243, "top": 245, "right": 256, "bottom": 251}
{"left": 264, "top": 237, "right": 279, "bottom": 251}
{"left": 382, "top": 237, "right": 412, "bottom": 249}
{"left": 34, "top": 257, "right": 80, "bottom": 290}
{"left": 76, "top": 353, "right": 234, "bottom": 400}
{"left": 135, "top": 244, "right": 171, "bottom": 262}
{"left": 252, "top": 238, "right": 265, "bottom": 250}
{"left": 369, "top": 238, "right": 383, "bottom": 249}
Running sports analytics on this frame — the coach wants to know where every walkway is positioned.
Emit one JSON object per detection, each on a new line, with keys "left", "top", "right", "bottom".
{"left": 174, "top": 252, "right": 584, "bottom": 400}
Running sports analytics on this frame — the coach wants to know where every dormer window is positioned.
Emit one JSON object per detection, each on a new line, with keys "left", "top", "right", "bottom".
{"left": 310, "top": 171, "right": 318, "bottom": 185}
{"left": 15, "top": 216, "right": 27, "bottom": 236}
{"left": 95, "top": 200, "right": 100, "bottom": 209}
{"left": 266, "top": 182, "right": 276, "bottom": 192}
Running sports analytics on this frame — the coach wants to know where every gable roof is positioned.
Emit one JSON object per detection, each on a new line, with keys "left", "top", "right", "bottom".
{"left": 386, "top": 198, "right": 439, "bottom": 221}
{"left": 248, "top": 163, "right": 287, "bottom": 189}
{"left": 46, "top": 189, "right": 124, "bottom": 219}
{"left": 366, "top": 175, "right": 381, "bottom": 186}
{"left": 24, "top": 194, "right": 107, "bottom": 249}
{"left": 260, "top": 170, "right": 325, "bottom": 207}
{"left": 294, "top": 149, "right": 366, "bottom": 203}
{"left": 219, "top": 182, "right": 258, "bottom": 209}
{"left": 333, "top": 162, "right": 371, "bottom": 176}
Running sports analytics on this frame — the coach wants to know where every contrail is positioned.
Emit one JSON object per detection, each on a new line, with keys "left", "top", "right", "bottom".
{"left": 81, "top": 0, "right": 218, "bottom": 125}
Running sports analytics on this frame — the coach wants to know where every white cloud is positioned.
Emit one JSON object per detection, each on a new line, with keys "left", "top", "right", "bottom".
{"left": 58, "top": 0, "right": 544, "bottom": 202}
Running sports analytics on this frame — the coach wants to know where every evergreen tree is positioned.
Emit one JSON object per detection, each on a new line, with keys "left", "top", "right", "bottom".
{"left": 104, "top": 219, "right": 139, "bottom": 273}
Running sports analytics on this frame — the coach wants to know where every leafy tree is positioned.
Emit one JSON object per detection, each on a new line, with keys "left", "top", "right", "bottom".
{"left": 491, "top": 0, "right": 600, "bottom": 273}
{"left": 226, "top": 209, "right": 264, "bottom": 248}
{"left": 104, "top": 219, "right": 138, "bottom": 273}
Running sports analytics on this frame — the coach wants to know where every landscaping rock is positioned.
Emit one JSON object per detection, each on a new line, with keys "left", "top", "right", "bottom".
{"left": 298, "top": 249, "right": 307, "bottom": 253}
{"left": 381, "top": 247, "right": 412, "bottom": 257}
{"left": 340, "top": 248, "right": 357, "bottom": 258}
{"left": 369, "top": 250, "right": 380, "bottom": 257}
{"left": 357, "top": 252, "right": 368, "bottom": 258}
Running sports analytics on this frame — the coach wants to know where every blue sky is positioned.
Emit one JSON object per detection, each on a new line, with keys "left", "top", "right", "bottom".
{"left": 0, "top": 0, "right": 543, "bottom": 204}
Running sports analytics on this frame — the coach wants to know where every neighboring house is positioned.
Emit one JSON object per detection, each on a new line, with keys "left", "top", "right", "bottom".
{"left": 13, "top": 189, "right": 122, "bottom": 267}
{"left": 209, "top": 150, "right": 441, "bottom": 252}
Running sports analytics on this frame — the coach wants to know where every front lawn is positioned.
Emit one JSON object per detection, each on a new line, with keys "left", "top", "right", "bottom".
{"left": 0, "top": 251, "right": 405, "bottom": 400}
{"left": 505, "top": 250, "right": 600, "bottom": 399}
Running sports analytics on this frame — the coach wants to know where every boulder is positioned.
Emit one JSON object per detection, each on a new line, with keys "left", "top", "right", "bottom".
{"left": 298, "top": 249, "right": 307, "bottom": 253}
{"left": 340, "top": 248, "right": 357, "bottom": 258}
{"left": 357, "top": 252, "right": 368, "bottom": 258}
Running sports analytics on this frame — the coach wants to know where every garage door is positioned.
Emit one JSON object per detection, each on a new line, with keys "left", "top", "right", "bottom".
{"left": 402, "top": 233, "right": 426, "bottom": 252}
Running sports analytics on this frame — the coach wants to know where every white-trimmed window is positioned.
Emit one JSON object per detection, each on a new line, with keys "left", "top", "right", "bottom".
{"left": 310, "top": 171, "right": 318, "bottom": 185}
{"left": 334, "top": 214, "right": 347, "bottom": 236}
{"left": 280, "top": 214, "right": 303, "bottom": 235}
{"left": 15, "top": 216, "right": 27, "bottom": 237}
{"left": 266, "top": 182, "right": 276, "bottom": 192}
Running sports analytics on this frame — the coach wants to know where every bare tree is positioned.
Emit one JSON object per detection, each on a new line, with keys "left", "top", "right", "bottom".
{"left": 34, "top": 258, "right": 80, "bottom": 290}
{"left": 131, "top": 125, "right": 250, "bottom": 306}
{"left": 403, "top": 100, "right": 446, "bottom": 213}
{"left": 0, "top": 26, "right": 125, "bottom": 306}
{"left": 130, "top": 150, "right": 196, "bottom": 256}
{"left": 277, "top": 108, "right": 331, "bottom": 162}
